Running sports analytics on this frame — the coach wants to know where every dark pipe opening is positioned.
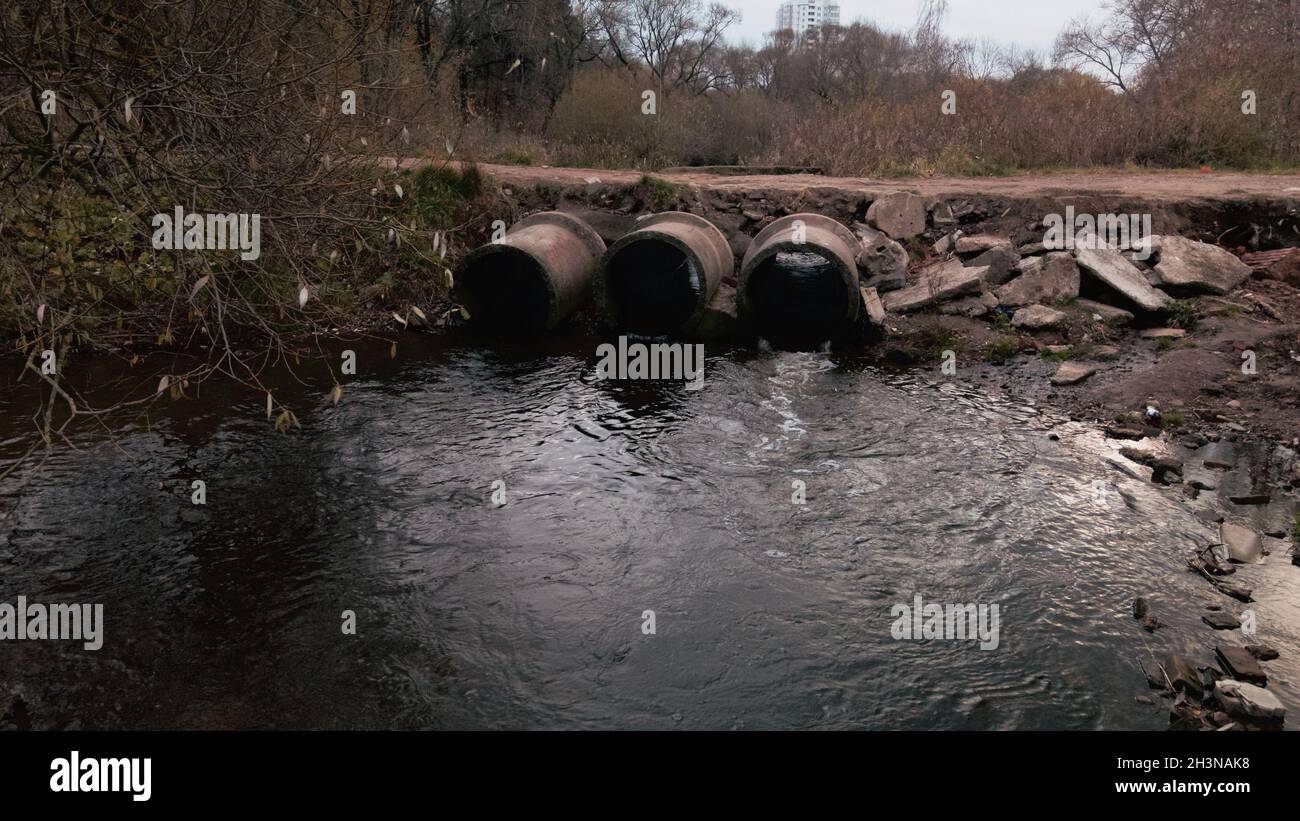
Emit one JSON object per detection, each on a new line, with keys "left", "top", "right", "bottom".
{"left": 747, "top": 250, "right": 847, "bottom": 350}
{"left": 459, "top": 249, "right": 553, "bottom": 334}
{"left": 606, "top": 240, "right": 701, "bottom": 337}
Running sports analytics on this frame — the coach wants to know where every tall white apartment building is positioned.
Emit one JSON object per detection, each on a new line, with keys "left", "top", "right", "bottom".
{"left": 775, "top": 1, "right": 841, "bottom": 37}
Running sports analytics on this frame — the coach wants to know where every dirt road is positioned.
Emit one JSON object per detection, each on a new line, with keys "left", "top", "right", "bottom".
{"left": 466, "top": 162, "right": 1300, "bottom": 204}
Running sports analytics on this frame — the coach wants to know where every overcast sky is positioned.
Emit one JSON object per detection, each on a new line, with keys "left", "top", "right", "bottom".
{"left": 728, "top": 0, "right": 1107, "bottom": 56}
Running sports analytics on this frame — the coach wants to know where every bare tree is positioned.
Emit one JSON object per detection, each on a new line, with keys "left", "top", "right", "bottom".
{"left": 1053, "top": 14, "right": 1135, "bottom": 92}
{"left": 597, "top": 0, "right": 739, "bottom": 93}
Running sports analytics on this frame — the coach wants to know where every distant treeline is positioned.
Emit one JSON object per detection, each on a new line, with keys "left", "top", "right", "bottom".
{"left": 431, "top": 0, "right": 1300, "bottom": 174}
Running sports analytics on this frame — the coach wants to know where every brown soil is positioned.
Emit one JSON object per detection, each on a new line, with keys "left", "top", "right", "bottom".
{"left": 468, "top": 162, "right": 1300, "bottom": 203}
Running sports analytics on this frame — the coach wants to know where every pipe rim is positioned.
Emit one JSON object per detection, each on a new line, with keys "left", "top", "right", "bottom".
{"left": 744, "top": 213, "right": 860, "bottom": 266}
{"left": 597, "top": 212, "right": 730, "bottom": 336}
{"left": 455, "top": 243, "right": 558, "bottom": 331}
{"left": 513, "top": 211, "right": 607, "bottom": 261}
{"left": 455, "top": 211, "right": 606, "bottom": 331}
{"left": 738, "top": 213, "right": 862, "bottom": 332}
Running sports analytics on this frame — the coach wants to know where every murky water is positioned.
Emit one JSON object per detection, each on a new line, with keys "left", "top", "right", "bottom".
{"left": 2, "top": 336, "right": 1297, "bottom": 729}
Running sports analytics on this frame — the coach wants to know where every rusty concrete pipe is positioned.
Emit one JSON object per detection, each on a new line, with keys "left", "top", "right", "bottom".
{"left": 738, "top": 213, "right": 861, "bottom": 348}
{"left": 454, "top": 212, "right": 605, "bottom": 333}
{"left": 595, "top": 212, "right": 732, "bottom": 338}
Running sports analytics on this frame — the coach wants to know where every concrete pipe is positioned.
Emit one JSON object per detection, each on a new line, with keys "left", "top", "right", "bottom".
{"left": 454, "top": 212, "right": 605, "bottom": 333}
{"left": 595, "top": 212, "right": 732, "bottom": 338}
{"left": 738, "top": 213, "right": 861, "bottom": 349}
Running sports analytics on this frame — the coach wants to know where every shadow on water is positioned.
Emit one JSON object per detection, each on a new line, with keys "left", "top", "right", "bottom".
{"left": 2, "top": 334, "right": 1299, "bottom": 729}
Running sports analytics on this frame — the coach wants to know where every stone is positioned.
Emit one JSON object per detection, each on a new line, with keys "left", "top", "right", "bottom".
{"left": 862, "top": 270, "right": 908, "bottom": 293}
{"left": 1139, "top": 327, "right": 1185, "bottom": 339}
{"left": 1247, "top": 644, "right": 1279, "bottom": 661}
{"left": 695, "top": 282, "right": 738, "bottom": 340}
{"left": 933, "top": 232, "right": 958, "bottom": 255}
{"left": 882, "top": 258, "right": 984, "bottom": 313}
{"left": 853, "top": 224, "right": 910, "bottom": 291}
{"left": 1151, "top": 458, "right": 1184, "bottom": 485}
{"left": 1075, "top": 247, "right": 1173, "bottom": 311}
{"left": 866, "top": 192, "right": 926, "bottom": 239}
{"left": 1012, "top": 304, "right": 1068, "bottom": 330}
{"left": 1075, "top": 298, "right": 1134, "bottom": 324}
{"left": 996, "top": 252, "right": 1081, "bottom": 307}
{"left": 1211, "top": 578, "right": 1254, "bottom": 602}
{"left": 1215, "top": 646, "right": 1268, "bottom": 686}
{"left": 928, "top": 199, "right": 956, "bottom": 226}
{"left": 955, "top": 234, "right": 1011, "bottom": 255}
{"left": 1214, "top": 679, "right": 1284, "bottom": 722}
{"left": 1105, "top": 424, "right": 1146, "bottom": 440}
{"left": 859, "top": 286, "right": 887, "bottom": 326}
{"left": 1151, "top": 236, "right": 1252, "bottom": 295}
{"left": 1050, "top": 361, "right": 1099, "bottom": 386}
{"left": 1241, "top": 248, "right": 1300, "bottom": 285}
{"left": 938, "top": 295, "right": 992, "bottom": 318}
{"left": 965, "top": 246, "right": 1021, "bottom": 286}
{"left": 1228, "top": 492, "right": 1270, "bottom": 505}
{"left": 1161, "top": 655, "right": 1205, "bottom": 698}
{"left": 1220, "top": 522, "right": 1262, "bottom": 563}
{"left": 1202, "top": 611, "right": 1242, "bottom": 630}
{"left": 1119, "top": 448, "right": 1181, "bottom": 472}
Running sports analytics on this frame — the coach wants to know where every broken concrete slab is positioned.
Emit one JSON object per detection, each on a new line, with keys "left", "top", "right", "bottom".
{"left": 882, "top": 258, "right": 984, "bottom": 313}
{"left": 853, "top": 223, "right": 910, "bottom": 283}
{"left": 866, "top": 192, "right": 926, "bottom": 240}
{"left": 1211, "top": 578, "right": 1254, "bottom": 602}
{"left": 1050, "top": 361, "right": 1100, "bottom": 386}
{"left": 955, "top": 234, "right": 1011, "bottom": 255}
{"left": 1202, "top": 611, "right": 1242, "bottom": 630}
{"left": 965, "top": 245, "right": 1020, "bottom": 286}
{"left": 859, "top": 285, "right": 887, "bottom": 326}
{"left": 1214, "top": 647, "right": 1268, "bottom": 686}
{"left": 1151, "top": 235, "right": 1252, "bottom": 295}
{"left": 938, "top": 295, "right": 993, "bottom": 318}
{"left": 1075, "top": 298, "right": 1134, "bottom": 325}
{"left": 1075, "top": 247, "right": 1173, "bottom": 311}
{"left": 1139, "top": 327, "right": 1186, "bottom": 339}
{"left": 1220, "top": 522, "right": 1263, "bottom": 563}
{"left": 1242, "top": 247, "right": 1300, "bottom": 285}
{"left": 996, "top": 252, "right": 1080, "bottom": 307}
{"left": 933, "top": 231, "right": 959, "bottom": 255}
{"left": 1011, "top": 304, "right": 1068, "bottom": 330}
{"left": 927, "top": 198, "right": 956, "bottom": 226}
{"left": 1214, "top": 679, "right": 1284, "bottom": 722}
{"left": 1156, "top": 654, "right": 1205, "bottom": 698}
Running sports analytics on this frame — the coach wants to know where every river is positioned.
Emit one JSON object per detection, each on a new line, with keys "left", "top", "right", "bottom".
{"left": 2, "top": 335, "right": 1297, "bottom": 729}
